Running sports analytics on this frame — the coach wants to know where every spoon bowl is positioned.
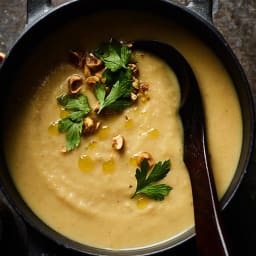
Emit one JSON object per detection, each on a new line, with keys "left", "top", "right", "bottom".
{"left": 133, "top": 40, "right": 233, "bottom": 256}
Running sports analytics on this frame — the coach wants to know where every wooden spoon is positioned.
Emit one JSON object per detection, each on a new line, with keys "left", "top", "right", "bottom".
{"left": 133, "top": 40, "right": 233, "bottom": 256}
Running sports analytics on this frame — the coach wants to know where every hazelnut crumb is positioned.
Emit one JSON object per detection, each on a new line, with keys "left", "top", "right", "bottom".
{"left": 85, "top": 76, "right": 100, "bottom": 87}
{"left": 128, "top": 63, "right": 138, "bottom": 76}
{"left": 112, "top": 135, "right": 125, "bottom": 151}
{"left": 85, "top": 53, "right": 103, "bottom": 72}
{"left": 60, "top": 146, "right": 67, "bottom": 153}
{"left": 93, "top": 101, "right": 100, "bottom": 113}
{"left": 131, "top": 92, "right": 138, "bottom": 101}
{"left": 132, "top": 77, "right": 140, "bottom": 90}
{"left": 83, "top": 65, "right": 91, "bottom": 78}
{"left": 140, "top": 82, "right": 149, "bottom": 92}
{"left": 126, "top": 42, "right": 133, "bottom": 48}
{"left": 95, "top": 67, "right": 107, "bottom": 83}
{"left": 136, "top": 152, "right": 154, "bottom": 168}
{"left": 67, "top": 74, "right": 83, "bottom": 94}
{"left": 83, "top": 117, "right": 101, "bottom": 135}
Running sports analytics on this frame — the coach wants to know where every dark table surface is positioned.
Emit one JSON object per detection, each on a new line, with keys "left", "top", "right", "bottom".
{"left": 0, "top": 0, "right": 256, "bottom": 255}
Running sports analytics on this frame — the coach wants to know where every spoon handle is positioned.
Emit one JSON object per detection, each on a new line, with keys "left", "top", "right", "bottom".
{"left": 182, "top": 90, "right": 233, "bottom": 256}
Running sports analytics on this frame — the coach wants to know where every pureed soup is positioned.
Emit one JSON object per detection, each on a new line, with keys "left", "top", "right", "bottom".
{"left": 4, "top": 10, "right": 242, "bottom": 250}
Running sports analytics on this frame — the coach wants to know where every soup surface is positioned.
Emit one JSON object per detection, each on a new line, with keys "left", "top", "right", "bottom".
{"left": 4, "top": 11, "right": 242, "bottom": 249}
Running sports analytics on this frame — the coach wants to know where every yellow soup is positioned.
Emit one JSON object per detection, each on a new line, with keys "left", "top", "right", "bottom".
{"left": 4, "top": 11, "right": 242, "bottom": 250}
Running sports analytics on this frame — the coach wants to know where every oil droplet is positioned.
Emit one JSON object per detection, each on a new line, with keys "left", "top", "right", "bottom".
{"left": 125, "top": 118, "right": 134, "bottom": 129}
{"left": 60, "top": 108, "right": 70, "bottom": 119}
{"left": 102, "top": 158, "right": 115, "bottom": 174}
{"left": 129, "top": 156, "right": 138, "bottom": 167}
{"left": 78, "top": 155, "right": 94, "bottom": 173}
{"left": 136, "top": 196, "right": 150, "bottom": 209}
{"left": 141, "top": 128, "right": 159, "bottom": 139}
{"left": 97, "top": 126, "right": 110, "bottom": 140}
{"left": 88, "top": 140, "right": 97, "bottom": 150}
{"left": 147, "top": 128, "right": 159, "bottom": 139}
{"left": 48, "top": 121, "right": 59, "bottom": 136}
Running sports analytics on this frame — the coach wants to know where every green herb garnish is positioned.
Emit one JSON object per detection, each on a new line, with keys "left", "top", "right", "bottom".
{"left": 94, "top": 41, "right": 134, "bottom": 113}
{"left": 132, "top": 159, "right": 172, "bottom": 201}
{"left": 95, "top": 69, "right": 133, "bottom": 113}
{"left": 55, "top": 40, "right": 136, "bottom": 151}
{"left": 57, "top": 94, "right": 91, "bottom": 151}
{"left": 95, "top": 40, "right": 132, "bottom": 72}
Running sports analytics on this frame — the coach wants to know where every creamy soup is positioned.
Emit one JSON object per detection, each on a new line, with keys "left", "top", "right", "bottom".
{"left": 4, "top": 11, "right": 242, "bottom": 250}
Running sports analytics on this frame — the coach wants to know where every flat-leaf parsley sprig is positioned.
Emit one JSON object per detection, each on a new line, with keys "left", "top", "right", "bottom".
{"left": 94, "top": 40, "right": 134, "bottom": 113}
{"left": 95, "top": 69, "right": 133, "bottom": 113}
{"left": 132, "top": 159, "right": 172, "bottom": 201}
{"left": 94, "top": 39, "right": 132, "bottom": 72}
{"left": 57, "top": 93, "right": 91, "bottom": 152}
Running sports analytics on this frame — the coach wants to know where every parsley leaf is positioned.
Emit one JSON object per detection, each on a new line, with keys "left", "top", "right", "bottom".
{"left": 102, "top": 67, "right": 120, "bottom": 85}
{"left": 95, "top": 41, "right": 132, "bottom": 72}
{"left": 132, "top": 159, "right": 172, "bottom": 201}
{"left": 58, "top": 119, "right": 83, "bottom": 151}
{"left": 95, "top": 83, "right": 106, "bottom": 107}
{"left": 57, "top": 94, "right": 91, "bottom": 151}
{"left": 94, "top": 41, "right": 134, "bottom": 113}
{"left": 137, "top": 184, "right": 172, "bottom": 201}
{"left": 95, "top": 69, "right": 133, "bottom": 113}
{"left": 58, "top": 117, "right": 74, "bottom": 132}
{"left": 105, "top": 99, "right": 131, "bottom": 111}
{"left": 57, "top": 94, "right": 91, "bottom": 114}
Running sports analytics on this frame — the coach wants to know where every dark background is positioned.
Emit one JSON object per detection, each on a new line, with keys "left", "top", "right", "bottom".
{"left": 0, "top": 0, "right": 256, "bottom": 255}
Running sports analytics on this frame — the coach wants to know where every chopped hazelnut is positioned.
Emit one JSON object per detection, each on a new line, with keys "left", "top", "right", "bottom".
{"left": 0, "top": 52, "right": 6, "bottom": 63}
{"left": 130, "top": 92, "right": 138, "bottom": 101}
{"left": 128, "top": 63, "right": 138, "bottom": 76}
{"left": 132, "top": 77, "right": 140, "bottom": 90}
{"left": 105, "top": 86, "right": 111, "bottom": 94}
{"left": 85, "top": 53, "right": 103, "bottom": 72}
{"left": 83, "top": 117, "right": 101, "bottom": 134}
{"left": 83, "top": 65, "right": 91, "bottom": 78}
{"left": 95, "top": 121, "right": 101, "bottom": 131}
{"left": 95, "top": 67, "right": 107, "bottom": 83}
{"left": 126, "top": 42, "right": 133, "bottom": 48}
{"left": 140, "top": 82, "right": 149, "bottom": 92}
{"left": 136, "top": 152, "right": 154, "bottom": 168}
{"left": 83, "top": 117, "right": 94, "bottom": 133}
{"left": 60, "top": 146, "right": 67, "bottom": 153}
{"left": 85, "top": 75, "right": 100, "bottom": 87}
{"left": 93, "top": 101, "right": 100, "bottom": 113}
{"left": 67, "top": 74, "right": 83, "bottom": 94}
{"left": 112, "top": 135, "right": 125, "bottom": 151}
